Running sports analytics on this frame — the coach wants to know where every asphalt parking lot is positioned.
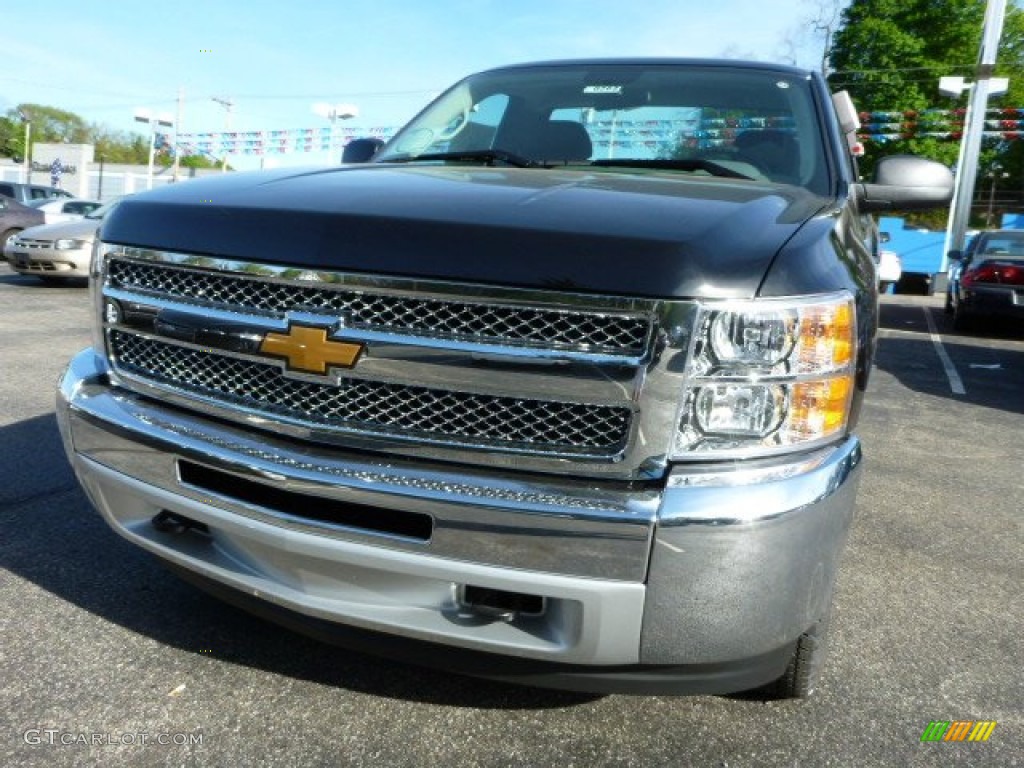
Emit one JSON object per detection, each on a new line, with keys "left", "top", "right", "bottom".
{"left": 1, "top": 267, "right": 1021, "bottom": 768}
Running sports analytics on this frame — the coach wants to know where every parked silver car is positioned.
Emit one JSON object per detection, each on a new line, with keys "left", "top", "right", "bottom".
{"left": 0, "top": 181, "right": 74, "bottom": 204}
{"left": 27, "top": 197, "right": 103, "bottom": 224}
{"left": 4, "top": 198, "right": 120, "bottom": 282}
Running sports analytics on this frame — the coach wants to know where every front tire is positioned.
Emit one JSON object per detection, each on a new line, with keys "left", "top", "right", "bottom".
{"left": 766, "top": 615, "right": 832, "bottom": 699}
{"left": 952, "top": 301, "right": 973, "bottom": 332}
{"left": 1, "top": 227, "right": 21, "bottom": 251}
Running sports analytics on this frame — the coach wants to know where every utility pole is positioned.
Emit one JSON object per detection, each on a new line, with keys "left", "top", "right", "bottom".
{"left": 18, "top": 111, "right": 31, "bottom": 184}
{"left": 134, "top": 109, "right": 174, "bottom": 190}
{"left": 212, "top": 96, "right": 234, "bottom": 172}
{"left": 941, "top": 0, "right": 1008, "bottom": 285}
{"left": 172, "top": 87, "right": 184, "bottom": 183}
{"left": 312, "top": 103, "right": 359, "bottom": 165}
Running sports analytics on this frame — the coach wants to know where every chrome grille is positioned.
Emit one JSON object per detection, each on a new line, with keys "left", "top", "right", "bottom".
{"left": 13, "top": 239, "right": 54, "bottom": 249}
{"left": 108, "top": 258, "right": 650, "bottom": 355}
{"left": 110, "top": 331, "right": 631, "bottom": 455}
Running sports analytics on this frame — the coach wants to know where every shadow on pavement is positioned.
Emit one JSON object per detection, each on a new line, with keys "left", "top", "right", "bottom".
{"left": 0, "top": 412, "right": 601, "bottom": 710}
{"left": 874, "top": 299, "right": 1024, "bottom": 415}
{"left": 0, "top": 272, "right": 88, "bottom": 288}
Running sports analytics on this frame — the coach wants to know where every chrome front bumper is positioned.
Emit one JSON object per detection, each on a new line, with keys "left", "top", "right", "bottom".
{"left": 58, "top": 348, "right": 862, "bottom": 681}
{"left": 5, "top": 242, "right": 91, "bottom": 278}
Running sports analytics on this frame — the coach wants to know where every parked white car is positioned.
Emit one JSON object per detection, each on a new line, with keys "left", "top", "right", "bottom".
{"left": 27, "top": 197, "right": 103, "bottom": 224}
{"left": 878, "top": 249, "right": 902, "bottom": 293}
{"left": 5, "top": 198, "right": 120, "bottom": 282}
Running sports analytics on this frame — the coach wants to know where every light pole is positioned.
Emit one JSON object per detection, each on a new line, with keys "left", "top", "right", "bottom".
{"left": 17, "top": 110, "right": 30, "bottom": 184}
{"left": 939, "top": 0, "right": 1009, "bottom": 280}
{"left": 172, "top": 87, "right": 184, "bottom": 184}
{"left": 985, "top": 162, "right": 1009, "bottom": 228}
{"left": 312, "top": 102, "right": 359, "bottom": 164}
{"left": 134, "top": 109, "right": 175, "bottom": 190}
{"left": 609, "top": 110, "right": 619, "bottom": 159}
{"left": 212, "top": 96, "right": 233, "bottom": 172}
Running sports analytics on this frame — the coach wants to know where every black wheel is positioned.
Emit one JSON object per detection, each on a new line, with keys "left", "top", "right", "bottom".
{"left": 952, "top": 301, "right": 973, "bottom": 332}
{"left": 766, "top": 614, "right": 832, "bottom": 699}
{"left": 1, "top": 228, "right": 20, "bottom": 248}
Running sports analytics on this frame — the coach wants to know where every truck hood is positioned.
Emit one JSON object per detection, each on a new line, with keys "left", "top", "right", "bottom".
{"left": 101, "top": 165, "right": 832, "bottom": 299}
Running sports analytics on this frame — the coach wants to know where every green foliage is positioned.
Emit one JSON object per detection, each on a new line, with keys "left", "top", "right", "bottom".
{"left": 90, "top": 125, "right": 150, "bottom": 164}
{"left": 2, "top": 104, "right": 229, "bottom": 169}
{"left": 154, "top": 151, "right": 226, "bottom": 169}
{"left": 828, "top": 0, "right": 1024, "bottom": 226}
{"left": 0, "top": 115, "right": 22, "bottom": 160}
{"left": 828, "top": 0, "right": 1022, "bottom": 108}
{"left": 14, "top": 103, "right": 91, "bottom": 144}
{"left": 828, "top": 0, "right": 1024, "bottom": 149}
{"left": 178, "top": 155, "right": 228, "bottom": 169}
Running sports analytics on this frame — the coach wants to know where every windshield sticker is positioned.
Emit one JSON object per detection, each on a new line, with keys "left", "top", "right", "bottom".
{"left": 583, "top": 85, "right": 623, "bottom": 94}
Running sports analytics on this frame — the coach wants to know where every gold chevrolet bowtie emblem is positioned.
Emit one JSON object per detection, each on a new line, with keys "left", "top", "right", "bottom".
{"left": 259, "top": 325, "right": 363, "bottom": 374}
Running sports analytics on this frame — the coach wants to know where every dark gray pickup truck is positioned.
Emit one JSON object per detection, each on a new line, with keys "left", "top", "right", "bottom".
{"left": 57, "top": 59, "right": 952, "bottom": 697}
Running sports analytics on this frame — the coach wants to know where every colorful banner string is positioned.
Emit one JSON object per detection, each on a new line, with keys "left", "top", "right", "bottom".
{"left": 173, "top": 110, "right": 1024, "bottom": 157}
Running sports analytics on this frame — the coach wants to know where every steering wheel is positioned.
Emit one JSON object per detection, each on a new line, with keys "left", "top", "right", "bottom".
{"left": 435, "top": 108, "right": 470, "bottom": 142}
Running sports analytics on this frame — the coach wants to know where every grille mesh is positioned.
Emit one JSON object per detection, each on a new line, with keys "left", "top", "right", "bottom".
{"left": 108, "top": 258, "right": 649, "bottom": 355}
{"left": 110, "top": 331, "right": 631, "bottom": 455}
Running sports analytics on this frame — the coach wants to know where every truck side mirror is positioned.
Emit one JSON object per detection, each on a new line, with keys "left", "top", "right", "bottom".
{"left": 858, "top": 155, "right": 954, "bottom": 212}
{"left": 342, "top": 138, "right": 386, "bottom": 164}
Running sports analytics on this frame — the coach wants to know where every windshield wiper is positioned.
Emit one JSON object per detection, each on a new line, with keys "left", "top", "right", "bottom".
{"left": 589, "top": 158, "right": 756, "bottom": 180}
{"left": 380, "top": 149, "right": 539, "bottom": 168}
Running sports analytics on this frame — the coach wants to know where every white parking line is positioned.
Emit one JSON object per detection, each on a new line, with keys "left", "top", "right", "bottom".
{"left": 923, "top": 306, "right": 966, "bottom": 395}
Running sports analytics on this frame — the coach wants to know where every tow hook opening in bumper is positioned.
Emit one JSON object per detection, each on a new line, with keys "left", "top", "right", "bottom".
{"left": 151, "top": 509, "right": 210, "bottom": 536}
{"left": 455, "top": 584, "right": 547, "bottom": 622}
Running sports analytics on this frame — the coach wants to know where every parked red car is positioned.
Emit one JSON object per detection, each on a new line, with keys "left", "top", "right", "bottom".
{"left": 946, "top": 229, "right": 1024, "bottom": 331}
{"left": 0, "top": 196, "right": 45, "bottom": 248}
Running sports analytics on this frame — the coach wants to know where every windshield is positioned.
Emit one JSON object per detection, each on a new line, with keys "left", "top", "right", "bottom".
{"left": 86, "top": 197, "right": 122, "bottom": 220}
{"left": 975, "top": 232, "right": 1024, "bottom": 259}
{"left": 377, "top": 62, "right": 830, "bottom": 193}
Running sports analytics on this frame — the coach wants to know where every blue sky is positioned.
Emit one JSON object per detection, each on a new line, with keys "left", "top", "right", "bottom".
{"left": 3, "top": 0, "right": 828, "bottom": 169}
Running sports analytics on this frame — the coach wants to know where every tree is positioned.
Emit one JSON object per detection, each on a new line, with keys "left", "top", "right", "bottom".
{"left": 827, "top": 0, "right": 1024, "bottom": 160}
{"left": 827, "top": 0, "right": 1024, "bottom": 226}
{"left": 0, "top": 104, "right": 232, "bottom": 170}
{"left": 13, "top": 103, "right": 91, "bottom": 144}
{"left": 0, "top": 114, "right": 21, "bottom": 160}
{"left": 90, "top": 124, "right": 150, "bottom": 164}
{"left": 778, "top": 0, "right": 846, "bottom": 75}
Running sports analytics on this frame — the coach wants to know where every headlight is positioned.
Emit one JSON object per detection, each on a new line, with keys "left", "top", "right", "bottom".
{"left": 90, "top": 242, "right": 115, "bottom": 354}
{"left": 54, "top": 239, "right": 87, "bottom": 250}
{"left": 673, "top": 293, "right": 856, "bottom": 459}
{"left": 709, "top": 309, "right": 797, "bottom": 366}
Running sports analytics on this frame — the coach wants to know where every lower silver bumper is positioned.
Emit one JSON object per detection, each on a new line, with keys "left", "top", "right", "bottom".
{"left": 58, "top": 348, "right": 862, "bottom": 676}
{"left": 5, "top": 244, "right": 90, "bottom": 278}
